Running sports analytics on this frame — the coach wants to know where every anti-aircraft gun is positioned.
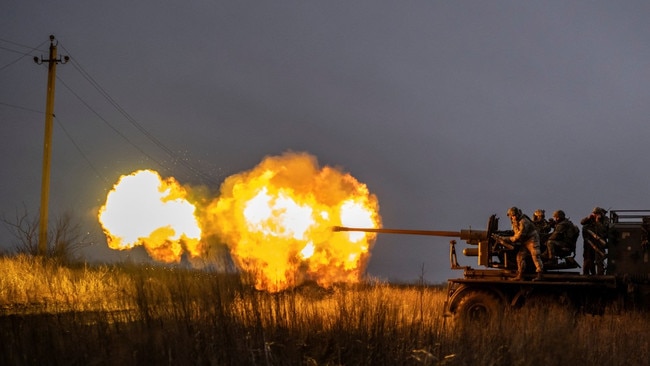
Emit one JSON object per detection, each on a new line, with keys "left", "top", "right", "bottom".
{"left": 334, "top": 214, "right": 578, "bottom": 273}
{"left": 335, "top": 215, "right": 504, "bottom": 270}
{"left": 335, "top": 210, "right": 650, "bottom": 322}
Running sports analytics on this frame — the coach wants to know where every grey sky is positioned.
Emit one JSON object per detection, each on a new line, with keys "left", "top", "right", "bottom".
{"left": 1, "top": 1, "right": 650, "bottom": 283}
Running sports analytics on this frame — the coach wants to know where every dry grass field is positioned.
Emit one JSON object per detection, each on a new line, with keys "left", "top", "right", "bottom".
{"left": 1, "top": 254, "right": 649, "bottom": 365}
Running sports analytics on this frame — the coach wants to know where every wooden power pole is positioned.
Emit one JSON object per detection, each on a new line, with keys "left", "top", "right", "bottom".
{"left": 34, "top": 35, "right": 68, "bottom": 256}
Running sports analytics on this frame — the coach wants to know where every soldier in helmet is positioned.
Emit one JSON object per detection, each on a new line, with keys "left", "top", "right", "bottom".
{"left": 498, "top": 206, "right": 544, "bottom": 281}
{"left": 532, "top": 209, "right": 552, "bottom": 247}
{"left": 544, "top": 210, "right": 577, "bottom": 264}
{"left": 581, "top": 207, "right": 610, "bottom": 275}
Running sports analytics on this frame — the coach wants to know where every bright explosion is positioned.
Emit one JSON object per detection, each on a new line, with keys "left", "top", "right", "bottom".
{"left": 98, "top": 152, "right": 381, "bottom": 292}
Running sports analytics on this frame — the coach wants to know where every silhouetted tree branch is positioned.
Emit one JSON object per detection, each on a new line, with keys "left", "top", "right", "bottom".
{"left": 2, "top": 205, "right": 89, "bottom": 263}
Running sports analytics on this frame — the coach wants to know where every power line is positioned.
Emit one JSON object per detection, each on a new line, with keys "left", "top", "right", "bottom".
{"left": 56, "top": 76, "right": 170, "bottom": 170}
{"left": 0, "top": 37, "right": 46, "bottom": 50}
{"left": 54, "top": 116, "right": 111, "bottom": 186}
{"left": 0, "top": 100, "right": 111, "bottom": 185}
{"left": 3, "top": 36, "right": 221, "bottom": 186}
{"left": 0, "top": 39, "right": 48, "bottom": 72}
{"left": 0, "top": 101, "right": 42, "bottom": 114}
{"left": 59, "top": 43, "right": 220, "bottom": 186}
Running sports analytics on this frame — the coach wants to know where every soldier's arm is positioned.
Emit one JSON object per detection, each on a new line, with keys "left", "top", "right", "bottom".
{"left": 509, "top": 220, "right": 524, "bottom": 242}
{"left": 548, "top": 222, "right": 561, "bottom": 240}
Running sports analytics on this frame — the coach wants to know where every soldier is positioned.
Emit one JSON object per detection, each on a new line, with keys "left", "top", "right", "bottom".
{"left": 544, "top": 210, "right": 577, "bottom": 264}
{"left": 532, "top": 209, "right": 552, "bottom": 247}
{"left": 499, "top": 206, "right": 544, "bottom": 281}
{"left": 581, "top": 207, "right": 610, "bottom": 275}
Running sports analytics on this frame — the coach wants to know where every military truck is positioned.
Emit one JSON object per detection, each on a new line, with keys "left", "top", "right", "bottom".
{"left": 335, "top": 209, "right": 650, "bottom": 321}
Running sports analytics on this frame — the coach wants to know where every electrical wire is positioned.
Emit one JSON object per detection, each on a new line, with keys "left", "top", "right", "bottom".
{"left": 1, "top": 36, "right": 220, "bottom": 186}
{"left": 59, "top": 43, "right": 220, "bottom": 186}
{"left": 0, "top": 39, "right": 48, "bottom": 72}
{"left": 55, "top": 76, "right": 176, "bottom": 173}
{"left": 0, "top": 101, "right": 42, "bottom": 114}
{"left": 54, "top": 115, "right": 112, "bottom": 186}
{"left": 0, "top": 100, "right": 111, "bottom": 186}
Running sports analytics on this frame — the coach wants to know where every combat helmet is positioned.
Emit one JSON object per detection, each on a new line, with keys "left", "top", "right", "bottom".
{"left": 592, "top": 207, "right": 607, "bottom": 216}
{"left": 507, "top": 206, "right": 522, "bottom": 218}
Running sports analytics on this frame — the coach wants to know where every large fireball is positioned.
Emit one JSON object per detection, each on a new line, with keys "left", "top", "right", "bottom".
{"left": 98, "top": 169, "right": 203, "bottom": 263}
{"left": 204, "top": 152, "right": 381, "bottom": 292}
{"left": 98, "top": 152, "right": 381, "bottom": 292}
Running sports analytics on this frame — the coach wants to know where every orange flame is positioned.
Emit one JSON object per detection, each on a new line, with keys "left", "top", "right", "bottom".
{"left": 204, "top": 152, "right": 380, "bottom": 292}
{"left": 98, "top": 153, "right": 381, "bottom": 292}
{"left": 98, "top": 169, "right": 203, "bottom": 263}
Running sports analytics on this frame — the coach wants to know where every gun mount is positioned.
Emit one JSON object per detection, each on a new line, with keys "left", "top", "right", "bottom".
{"left": 336, "top": 210, "right": 650, "bottom": 323}
{"left": 335, "top": 213, "right": 586, "bottom": 273}
{"left": 334, "top": 214, "right": 522, "bottom": 270}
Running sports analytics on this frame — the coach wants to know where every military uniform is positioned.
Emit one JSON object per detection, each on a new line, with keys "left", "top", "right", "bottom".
{"left": 545, "top": 217, "right": 575, "bottom": 260}
{"left": 581, "top": 207, "right": 610, "bottom": 275}
{"left": 532, "top": 212, "right": 552, "bottom": 244}
{"left": 508, "top": 209, "right": 544, "bottom": 280}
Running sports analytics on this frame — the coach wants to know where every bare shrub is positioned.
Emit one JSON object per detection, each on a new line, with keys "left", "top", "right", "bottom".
{"left": 1, "top": 205, "right": 38, "bottom": 256}
{"left": 2, "top": 206, "right": 89, "bottom": 263}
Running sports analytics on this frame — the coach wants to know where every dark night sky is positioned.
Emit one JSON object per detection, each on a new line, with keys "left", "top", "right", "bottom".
{"left": 2, "top": 1, "right": 650, "bottom": 283}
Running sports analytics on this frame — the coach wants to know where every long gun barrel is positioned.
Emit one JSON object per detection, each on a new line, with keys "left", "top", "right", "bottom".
{"left": 334, "top": 215, "right": 503, "bottom": 269}
{"left": 333, "top": 226, "right": 489, "bottom": 244}
{"left": 332, "top": 226, "right": 460, "bottom": 237}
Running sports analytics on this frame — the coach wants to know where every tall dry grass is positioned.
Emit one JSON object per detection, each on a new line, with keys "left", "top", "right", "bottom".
{"left": 0, "top": 254, "right": 133, "bottom": 313}
{"left": 0, "top": 254, "right": 649, "bottom": 365}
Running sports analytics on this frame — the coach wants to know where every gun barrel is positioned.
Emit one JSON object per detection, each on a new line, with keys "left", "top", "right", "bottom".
{"left": 333, "top": 226, "right": 460, "bottom": 237}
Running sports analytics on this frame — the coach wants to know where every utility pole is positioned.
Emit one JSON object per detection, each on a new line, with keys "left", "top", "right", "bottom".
{"left": 34, "top": 35, "right": 68, "bottom": 256}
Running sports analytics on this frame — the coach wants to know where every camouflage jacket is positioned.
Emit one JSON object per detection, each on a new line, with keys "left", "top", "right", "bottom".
{"left": 510, "top": 216, "right": 540, "bottom": 245}
{"left": 547, "top": 219, "right": 573, "bottom": 244}
{"left": 533, "top": 219, "right": 552, "bottom": 236}
{"left": 580, "top": 215, "right": 610, "bottom": 242}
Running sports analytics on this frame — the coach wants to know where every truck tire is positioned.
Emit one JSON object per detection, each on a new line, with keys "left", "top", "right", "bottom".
{"left": 455, "top": 289, "right": 502, "bottom": 323}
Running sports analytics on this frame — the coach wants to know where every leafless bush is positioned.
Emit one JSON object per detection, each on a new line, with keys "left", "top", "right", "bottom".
{"left": 1, "top": 206, "right": 89, "bottom": 263}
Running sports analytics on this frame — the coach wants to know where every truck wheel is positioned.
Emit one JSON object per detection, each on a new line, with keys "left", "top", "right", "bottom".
{"left": 455, "top": 290, "right": 502, "bottom": 323}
